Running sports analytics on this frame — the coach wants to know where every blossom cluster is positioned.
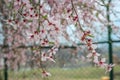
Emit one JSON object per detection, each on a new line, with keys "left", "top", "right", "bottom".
{"left": 2, "top": 0, "right": 115, "bottom": 77}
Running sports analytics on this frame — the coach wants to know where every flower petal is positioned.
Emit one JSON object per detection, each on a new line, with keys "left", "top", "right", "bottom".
{"left": 87, "top": 53, "right": 92, "bottom": 58}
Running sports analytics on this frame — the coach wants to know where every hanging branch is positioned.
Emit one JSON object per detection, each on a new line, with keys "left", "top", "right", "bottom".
{"left": 70, "top": 0, "right": 84, "bottom": 32}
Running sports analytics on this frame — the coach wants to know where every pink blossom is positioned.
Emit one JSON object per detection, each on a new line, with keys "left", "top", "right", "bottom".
{"left": 41, "top": 52, "right": 56, "bottom": 63}
{"left": 3, "top": 0, "right": 116, "bottom": 76}
{"left": 41, "top": 39, "right": 49, "bottom": 46}
{"left": 41, "top": 52, "right": 47, "bottom": 62}
{"left": 48, "top": 46, "right": 58, "bottom": 56}
{"left": 47, "top": 56, "right": 56, "bottom": 63}
{"left": 42, "top": 70, "right": 51, "bottom": 77}
{"left": 87, "top": 51, "right": 101, "bottom": 59}
{"left": 95, "top": 58, "right": 106, "bottom": 68}
{"left": 105, "top": 64, "right": 115, "bottom": 73}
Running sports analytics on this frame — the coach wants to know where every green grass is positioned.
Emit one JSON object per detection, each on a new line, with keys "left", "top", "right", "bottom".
{"left": 7, "top": 65, "right": 120, "bottom": 80}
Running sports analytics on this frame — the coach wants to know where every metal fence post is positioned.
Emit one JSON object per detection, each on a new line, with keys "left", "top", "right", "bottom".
{"left": 4, "top": 57, "right": 8, "bottom": 80}
{"left": 106, "top": 0, "right": 114, "bottom": 80}
{"left": 108, "top": 25, "right": 114, "bottom": 80}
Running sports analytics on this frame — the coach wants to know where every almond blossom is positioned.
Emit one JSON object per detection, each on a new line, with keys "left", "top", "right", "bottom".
{"left": 47, "top": 56, "right": 56, "bottom": 63}
{"left": 42, "top": 70, "right": 51, "bottom": 77}
{"left": 105, "top": 64, "right": 115, "bottom": 73}
{"left": 94, "top": 58, "right": 106, "bottom": 68}
{"left": 87, "top": 50, "right": 101, "bottom": 59}
{"left": 40, "top": 39, "right": 49, "bottom": 46}
{"left": 48, "top": 46, "right": 59, "bottom": 56}
{"left": 41, "top": 52, "right": 47, "bottom": 62}
{"left": 41, "top": 52, "right": 56, "bottom": 63}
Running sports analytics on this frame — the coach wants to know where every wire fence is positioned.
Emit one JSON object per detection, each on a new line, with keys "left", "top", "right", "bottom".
{"left": 0, "top": 41, "right": 120, "bottom": 80}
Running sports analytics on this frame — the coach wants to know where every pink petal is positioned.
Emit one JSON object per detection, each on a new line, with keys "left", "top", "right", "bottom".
{"left": 93, "top": 57, "right": 99, "bottom": 63}
{"left": 87, "top": 53, "right": 92, "bottom": 58}
{"left": 96, "top": 53, "right": 101, "bottom": 56}
{"left": 47, "top": 57, "right": 56, "bottom": 63}
{"left": 101, "top": 58, "right": 106, "bottom": 62}
{"left": 92, "top": 44, "right": 97, "bottom": 49}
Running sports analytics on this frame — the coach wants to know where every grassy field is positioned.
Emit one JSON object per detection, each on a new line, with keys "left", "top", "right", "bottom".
{"left": 4, "top": 65, "right": 120, "bottom": 80}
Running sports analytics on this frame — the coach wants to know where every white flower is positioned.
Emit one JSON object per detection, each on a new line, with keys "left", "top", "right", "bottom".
{"left": 41, "top": 52, "right": 56, "bottom": 63}
{"left": 87, "top": 51, "right": 100, "bottom": 59}
{"left": 47, "top": 56, "right": 56, "bottom": 63}
{"left": 91, "top": 44, "right": 97, "bottom": 49}
{"left": 41, "top": 52, "right": 47, "bottom": 61}
{"left": 93, "top": 57, "right": 99, "bottom": 64}
{"left": 40, "top": 39, "right": 49, "bottom": 46}
{"left": 48, "top": 46, "right": 58, "bottom": 56}
{"left": 42, "top": 71, "right": 51, "bottom": 77}
{"left": 97, "top": 58, "right": 106, "bottom": 68}
{"left": 105, "top": 64, "right": 115, "bottom": 73}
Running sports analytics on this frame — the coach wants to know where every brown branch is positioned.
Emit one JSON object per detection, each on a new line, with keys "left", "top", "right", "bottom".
{"left": 70, "top": 0, "right": 84, "bottom": 32}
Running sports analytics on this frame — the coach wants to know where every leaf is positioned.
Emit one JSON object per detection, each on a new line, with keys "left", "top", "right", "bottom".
{"left": 32, "top": 47, "right": 37, "bottom": 50}
{"left": 37, "top": 29, "right": 40, "bottom": 32}
{"left": 49, "top": 42, "right": 54, "bottom": 44}
{"left": 42, "top": 15, "right": 47, "bottom": 19}
{"left": 61, "top": 19, "right": 66, "bottom": 24}
{"left": 75, "top": 23, "right": 77, "bottom": 27}
{"left": 88, "top": 34, "right": 94, "bottom": 38}
{"left": 8, "top": 3, "right": 12, "bottom": 8}
{"left": 30, "top": 0, "right": 33, "bottom": 3}
{"left": 96, "top": 12, "right": 99, "bottom": 17}
{"left": 28, "top": 20, "right": 33, "bottom": 22}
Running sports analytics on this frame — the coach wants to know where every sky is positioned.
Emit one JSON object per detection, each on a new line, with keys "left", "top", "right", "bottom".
{"left": 0, "top": 23, "right": 4, "bottom": 45}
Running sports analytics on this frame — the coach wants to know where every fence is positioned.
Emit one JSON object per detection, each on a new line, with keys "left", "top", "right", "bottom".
{"left": 0, "top": 37, "right": 120, "bottom": 80}
{"left": 1, "top": 17, "right": 120, "bottom": 80}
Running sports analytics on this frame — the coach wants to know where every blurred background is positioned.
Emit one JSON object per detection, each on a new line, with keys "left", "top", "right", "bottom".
{"left": 0, "top": 0, "right": 120, "bottom": 80}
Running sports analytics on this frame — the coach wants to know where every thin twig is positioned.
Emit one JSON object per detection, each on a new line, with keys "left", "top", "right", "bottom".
{"left": 70, "top": 0, "right": 84, "bottom": 32}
